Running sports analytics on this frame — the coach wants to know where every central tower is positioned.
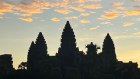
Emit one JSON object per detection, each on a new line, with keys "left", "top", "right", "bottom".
{"left": 57, "top": 21, "right": 79, "bottom": 67}
{"left": 101, "top": 33, "right": 117, "bottom": 68}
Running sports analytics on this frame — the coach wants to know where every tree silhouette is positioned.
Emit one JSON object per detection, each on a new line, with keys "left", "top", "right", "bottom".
{"left": 18, "top": 62, "right": 27, "bottom": 70}
{"left": 86, "top": 42, "right": 100, "bottom": 56}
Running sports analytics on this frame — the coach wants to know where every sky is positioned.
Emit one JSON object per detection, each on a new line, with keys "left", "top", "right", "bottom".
{"left": 0, "top": 0, "right": 140, "bottom": 68}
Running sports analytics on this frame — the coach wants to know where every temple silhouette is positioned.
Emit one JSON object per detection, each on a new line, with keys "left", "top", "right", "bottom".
{"left": 0, "top": 21, "right": 140, "bottom": 79}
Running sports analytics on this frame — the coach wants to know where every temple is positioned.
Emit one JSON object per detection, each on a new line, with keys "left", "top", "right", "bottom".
{"left": 0, "top": 54, "right": 13, "bottom": 75}
{"left": 0, "top": 21, "right": 140, "bottom": 79}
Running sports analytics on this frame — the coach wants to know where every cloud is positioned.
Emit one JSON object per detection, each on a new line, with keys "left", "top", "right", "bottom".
{"left": 70, "top": 7, "right": 85, "bottom": 12}
{"left": 0, "top": 0, "right": 103, "bottom": 20}
{"left": 0, "top": 1, "right": 13, "bottom": 14}
{"left": 0, "top": 1, "right": 55, "bottom": 17}
{"left": 116, "top": 6, "right": 127, "bottom": 10}
{"left": 134, "top": 32, "right": 140, "bottom": 35}
{"left": 80, "top": 19, "right": 90, "bottom": 23}
{"left": 123, "top": 21, "right": 134, "bottom": 27}
{"left": 89, "top": 26, "right": 101, "bottom": 30}
{"left": 31, "top": 1, "right": 50, "bottom": 9}
{"left": 51, "top": 17, "right": 60, "bottom": 22}
{"left": 19, "top": 17, "right": 33, "bottom": 22}
{"left": 65, "top": 16, "right": 79, "bottom": 20}
{"left": 2, "top": 0, "right": 132, "bottom": 23}
{"left": 55, "top": 9, "right": 70, "bottom": 14}
{"left": 80, "top": 13, "right": 90, "bottom": 16}
{"left": 76, "top": 0, "right": 101, "bottom": 3}
{"left": 4, "top": 0, "right": 33, "bottom": 5}
{"left": 0, "top": 6, "right": 13, "bottom": 14}
{"left": 76, "top": 0, "right": 86, "bottom": 3}
{"left": 93, "top": 0, "right": 101, "bottom": 2}
{"left": 125, "top": 10, "right": 140, "bottom": 16}
{"left": 19, "top": 14, "right": 32, "bottom": 17}
{"left": 15, "top": 4, "right": 43, "bottom": 14}
{"left": 130, "top": 0, "right": 140, "bottom": 2}
{"left": 111, "top": 2, "right": 124, "bottom": 7}
{"left": 82, "top": 4, "right": 102, "bottom": 9}
{"left": 99, "top": 10, "right": 119, "bottom": 20}
{"left": 0, "top": 1, "right": 47, "bottom": 16}
{"left": 63, "top": 0, "right": 69, "bottom": 2}
{"left": 100, "top": 21, "right": 112, "bottom": 25}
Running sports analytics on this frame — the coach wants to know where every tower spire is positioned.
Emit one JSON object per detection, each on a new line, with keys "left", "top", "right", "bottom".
{"left": 27, "top": 41, "right": 36, "bottom": 71}
{"left": 58, "top": 21, "right": 77, "bottom": 55}
{"left": 35, "top": 32, "right": 48, "bottom": 55}
{"left": 27, "top": 32, "right": 48, "bottom": 72}
{"left": 57, "top": 21, "right": 79, "bottom": 66}
{"left": 65, "top": 21, "right": 71, "bottom": 28}
{"left": 102, "top": 33, "right": 115, "bottom": 53}
{"left": 102, "top": 33, "right": 117, "bottom": 66}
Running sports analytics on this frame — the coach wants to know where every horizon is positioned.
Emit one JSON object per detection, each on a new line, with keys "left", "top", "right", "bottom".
{"left": 0, "top": 0, "right": 140, "bottom": 68}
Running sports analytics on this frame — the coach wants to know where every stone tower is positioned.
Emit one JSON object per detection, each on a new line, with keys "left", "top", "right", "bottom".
{"left": 102, "top": 33, "right": 117, "bottom": 67}
{"left": 27, "top": 41, "right": 36, "bottom": 71}
{"left": 0, "top": 54, "right": 13, "bottom": 74}
{"left": 27, "top": 32, "right": 48, "bottom": 72}
{"left": 57, "top": 21, "right": 79, "bottom": 67}
{"left": 35, "top": 32, "right": 48, "bottom": 57}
